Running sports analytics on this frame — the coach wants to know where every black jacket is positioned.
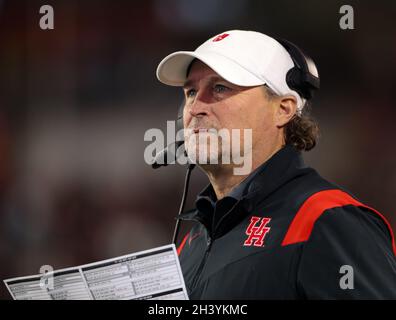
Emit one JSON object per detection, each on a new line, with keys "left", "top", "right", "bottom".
{"left": 177, "top": 145, "right": 396, "bottom": 299}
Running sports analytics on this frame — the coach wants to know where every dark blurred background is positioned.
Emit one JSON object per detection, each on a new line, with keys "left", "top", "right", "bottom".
{"left": 0, "top": 0, "right": 395, "bottom": 299}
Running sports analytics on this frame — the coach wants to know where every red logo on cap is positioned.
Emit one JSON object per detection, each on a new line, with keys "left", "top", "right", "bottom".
{"left": 212, "top": 33, "right": 229, "bottom": 42}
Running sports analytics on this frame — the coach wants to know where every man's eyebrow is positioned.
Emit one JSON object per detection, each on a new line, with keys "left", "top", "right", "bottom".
{"left": 183, "top": 76, "right": 228, "bottom": 89}
{"left": 183, "top": 79, "right": 194, "bottom": 89}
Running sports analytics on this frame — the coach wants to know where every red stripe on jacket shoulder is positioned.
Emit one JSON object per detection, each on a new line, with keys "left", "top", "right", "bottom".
{"left": 177, "top": 233, "right": 189, "bottom": 256}
{"left": 281, "top": 189, "right": 396, "bottom": 255}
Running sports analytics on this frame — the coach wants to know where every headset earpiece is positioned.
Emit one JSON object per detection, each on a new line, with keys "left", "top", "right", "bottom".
{"left": 276, "top": 38, "right": 320, "bottom": 101}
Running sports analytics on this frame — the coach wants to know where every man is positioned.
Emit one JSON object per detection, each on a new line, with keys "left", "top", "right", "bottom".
{"left": 155, "top": 30, "right": 396, "bottom": 299}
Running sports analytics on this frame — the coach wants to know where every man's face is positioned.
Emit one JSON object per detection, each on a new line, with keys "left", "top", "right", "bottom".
{"left": 182, "top": 60, "right": 279, "bottom": 169}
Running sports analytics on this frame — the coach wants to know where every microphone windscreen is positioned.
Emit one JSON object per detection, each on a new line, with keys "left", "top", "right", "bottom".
{"left": 151, "top": 141, "right": 185, "bottom": 169}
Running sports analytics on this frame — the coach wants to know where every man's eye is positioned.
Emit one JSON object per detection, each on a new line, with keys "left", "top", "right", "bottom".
{"left": 213, "top": 84, "right": 230, "bottom": 93}
{"left": 186, "top": 89, "right": 196, "bottom": 98}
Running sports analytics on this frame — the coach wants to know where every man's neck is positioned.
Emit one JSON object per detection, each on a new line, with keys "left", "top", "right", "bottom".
{"left": 203, "top": 143, "right": 284, "bottom": 200}
{"left": 206, "top": 166, "right": 248, "bottom": 200}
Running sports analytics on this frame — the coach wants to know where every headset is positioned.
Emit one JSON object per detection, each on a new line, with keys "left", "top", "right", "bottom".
{"left": 276, "top": 38, "right": 320, "bottom": 100}
{"left": 152, "top": 38, "right": 320, "bottom": 245}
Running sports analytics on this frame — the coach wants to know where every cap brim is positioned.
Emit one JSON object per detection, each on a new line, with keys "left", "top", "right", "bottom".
{"left": 156, "top": 50, "right": 265, "bottom": 87}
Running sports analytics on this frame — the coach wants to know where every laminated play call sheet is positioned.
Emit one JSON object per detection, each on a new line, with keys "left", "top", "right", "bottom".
{"left": 4, "top": 244, "right": 189, "bottom": 300}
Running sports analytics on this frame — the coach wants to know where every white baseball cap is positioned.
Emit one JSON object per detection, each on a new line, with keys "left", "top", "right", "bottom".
{"left": 156, "top": 29, "right": 306, "bottom": 111}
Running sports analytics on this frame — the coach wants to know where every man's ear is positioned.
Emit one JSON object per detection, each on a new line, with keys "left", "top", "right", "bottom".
{"left": 275, "top": 96, "right": 298, "bottom": 127}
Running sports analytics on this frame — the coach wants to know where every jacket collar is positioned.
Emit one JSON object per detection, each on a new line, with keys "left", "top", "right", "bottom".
{"left": 178, "top": 145, "right": 309, "bottom": 236}
{"left": 242, "top": 144, "right": 308, "bottom": 210}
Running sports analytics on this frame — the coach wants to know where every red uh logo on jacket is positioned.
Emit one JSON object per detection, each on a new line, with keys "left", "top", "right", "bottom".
{"left": 244, "top": 216, "right": 271, "bottom": 247}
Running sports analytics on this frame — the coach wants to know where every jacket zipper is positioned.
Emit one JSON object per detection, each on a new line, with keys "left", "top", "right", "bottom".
{"left": 190, "top": 235, "right": 213, "bottom": 290}
{"left": 187, "top": 200, "right": 243, "bottom": 291}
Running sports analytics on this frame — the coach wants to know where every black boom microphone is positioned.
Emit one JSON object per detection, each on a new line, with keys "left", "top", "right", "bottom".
{"left": 151, "top": 140, "right": 185, "bottom": 169}
{"left": 151, "top": 100, "right": 195, "bottom": 245}
{"left": 151, "top": 141, "right": 195, "bottom": 245}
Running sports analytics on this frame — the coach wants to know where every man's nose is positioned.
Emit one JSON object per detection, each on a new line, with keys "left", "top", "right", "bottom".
{"left": 188, "top": 94, "right": 210, "bottom": 118}
{"left": 189, "top": 103, "right": 208, "bottom": 118}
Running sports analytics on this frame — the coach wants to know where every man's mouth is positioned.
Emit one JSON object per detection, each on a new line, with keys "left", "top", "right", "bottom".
{"left": 192, "top": 128, "right": 209, "bottom": 134}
